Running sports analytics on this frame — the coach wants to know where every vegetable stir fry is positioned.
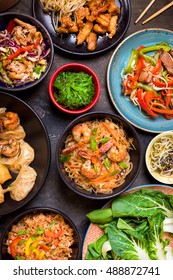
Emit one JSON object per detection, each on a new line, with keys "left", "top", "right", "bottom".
{"left": 0, "top": 18, "right": 50, "bottom": 87}
{"left": 85, "top": 188, "right": 173, "bottom": 260}
{"left": 121, "top": 42, "right": 173, "bottom": 119}
{"left": 53, "top": 71, "right": 95, "bottom": 110}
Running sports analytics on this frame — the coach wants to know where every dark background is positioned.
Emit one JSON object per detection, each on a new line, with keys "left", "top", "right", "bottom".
{"left": 0, "top": 0, "right": 172, "bottom": 259}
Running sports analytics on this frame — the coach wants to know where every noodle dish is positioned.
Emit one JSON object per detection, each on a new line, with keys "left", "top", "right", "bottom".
{"left": 57, "top": 112, "right": 141, "bottom": 200}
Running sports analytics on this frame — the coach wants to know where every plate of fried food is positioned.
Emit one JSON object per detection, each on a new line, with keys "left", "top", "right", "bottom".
{"left": 32, "top": 0, "right": 131, "bottom": 56}
{"left": 0, "top": 92, "right": 51, "bottom": 215}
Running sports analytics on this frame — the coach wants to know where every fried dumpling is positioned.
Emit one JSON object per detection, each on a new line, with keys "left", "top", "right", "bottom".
{"left": 8, "top": 165, "right": 37, "bottom": 201}
{"left": 0, "top": 125, "right": 26, "bottom": 140}
{"left": 0, "top": 184, "right": 4, "bottom": 204}
{"left": 9, "top": 140, "right": 35, "bottom": 173}
{"left": 0, "top": 163, "right": 12, "bottom": 184}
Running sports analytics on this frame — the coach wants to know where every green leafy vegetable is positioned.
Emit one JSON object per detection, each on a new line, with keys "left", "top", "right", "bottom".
{"left": 85, "top": 188, "right": 173, "bottom": 260}
{"left": 53, "top": 71, "right": 95, "bottom": 110}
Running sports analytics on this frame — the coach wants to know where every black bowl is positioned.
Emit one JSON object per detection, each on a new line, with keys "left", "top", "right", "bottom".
{"left": 33, "top": 0, "right": 131, "bottom": 56}
{"left": 0, "top": 207, "right": 80, "bottom": 260}
{"left": 0, "top": 91, "right": 51, "bottom": 215}
{"left": 56, "top": 111, "right": 142, "bottom": 200}
{"left": 0, "top": 12, "right": 54, "bottom": 91}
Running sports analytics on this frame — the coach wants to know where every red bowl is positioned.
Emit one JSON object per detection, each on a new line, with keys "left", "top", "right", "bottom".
{"left": 48, "top": 63, "right": 100, "bottom": 114}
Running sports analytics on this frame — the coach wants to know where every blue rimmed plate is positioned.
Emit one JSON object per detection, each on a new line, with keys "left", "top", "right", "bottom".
{"left": 107, "top": 28, "right": 173, "bottom": 133}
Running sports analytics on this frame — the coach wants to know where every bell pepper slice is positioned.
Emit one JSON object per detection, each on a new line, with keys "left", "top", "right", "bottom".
{"left": 151, "top": 59, "right": 162, "bottom": 74}
{"left": 144, "top": 91, "right": 164, "bottom": 108}
{"left": 10, "top": 236, "right": 22, "bottom": 258}
{"left": 45, "top": 228, "right": 62, "bottom": 238}
{"left": 152, "top": 76, "right": 173, "bottom": 87}
{"left": 124, "top": 49, "right": 138, "bottom": 74}
{"left": 40, "top": 243, "right": 51, "bottom": 251}
{"left": 137, "top": 88, "right": 158, "bottom": 117}
{"left": 6, "top": 38, "right": 41, "bottom": 60}
{"left": 139, "top": 44, "right": 171, "bottom": 65}
{"left": 6, "top": 19, "right": 16, "bottom": 33}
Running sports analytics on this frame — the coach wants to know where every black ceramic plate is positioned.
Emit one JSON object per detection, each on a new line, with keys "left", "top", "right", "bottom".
{"left": 32, "top": 0, "right": 131, "bottom": 56}
{"left": 0, "top": 92, "right": 51, "bottom": 215}
{"left": 56, "top": 111, "right": 142, "bottom": 200}
{"left": 0, "top": 207, "right": 80, "bottom": 260}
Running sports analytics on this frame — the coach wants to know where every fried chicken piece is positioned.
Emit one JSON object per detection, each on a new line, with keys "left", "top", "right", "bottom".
{"left": 58, "top": 15, "right": 78, "bottom": 34}
{"left": 96, "top": 13, "right": 111, "bottom": 27}
{"left": 93, "top": 23, "right": 107, "bottom": 35}
{"left": 107, "top": 0, "right": 120, "bottom": 15}
{"left": 76, "top": 22, "right": 93, "bottom": 45}
{"left": 107, "top": 15, "right": 118, "bottom": 38}
{"left": 75, "top": 7, "right": 90, "bottom": 29}
{"left": 86, "top": 32, "right": 97, "bottom": 51}
{"left": 87, "top": 0, "right": 109, "bottom": 22}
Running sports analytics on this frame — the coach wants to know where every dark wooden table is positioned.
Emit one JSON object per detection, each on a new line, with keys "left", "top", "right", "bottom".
{"left": 0, "top": 0, "right": 172, "bottom": 259}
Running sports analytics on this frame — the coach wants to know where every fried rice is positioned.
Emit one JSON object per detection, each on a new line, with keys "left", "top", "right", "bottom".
{"left": 6, "top": 212, "right": 75, "bottom": 260}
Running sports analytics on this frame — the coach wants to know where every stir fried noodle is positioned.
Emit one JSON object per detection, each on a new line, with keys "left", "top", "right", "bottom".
{"left": 61, "top": 119, "right": 134, "bottom": 194}
{"left": 150, "top": 135, "right": 173, "bottom": 177}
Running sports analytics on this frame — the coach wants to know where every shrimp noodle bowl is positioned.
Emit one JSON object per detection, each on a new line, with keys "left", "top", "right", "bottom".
{"left": 61, "top": 118, "right": 134, "bottom": 194}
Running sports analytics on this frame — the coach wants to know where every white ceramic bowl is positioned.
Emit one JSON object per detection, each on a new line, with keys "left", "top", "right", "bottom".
{"left": 145, "top": 131, "right": 173, "bottom": 184}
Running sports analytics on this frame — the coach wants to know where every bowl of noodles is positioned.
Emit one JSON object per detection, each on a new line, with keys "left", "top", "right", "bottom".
{"left": 145, "top": 131, "right": 173, "bottom": 184}
{"left": 0, "top": 12, "right": 54, "bottom": 91}
{"left": 56, "top": 111, "right": 141, "bottom": 200}
{"left": 0, "top": 207, "right": 80, "bottom": 260}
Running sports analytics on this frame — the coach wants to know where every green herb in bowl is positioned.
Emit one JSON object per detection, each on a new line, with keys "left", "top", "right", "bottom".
{"left": 53, "top": 71, "right": 95, "bottom": 110}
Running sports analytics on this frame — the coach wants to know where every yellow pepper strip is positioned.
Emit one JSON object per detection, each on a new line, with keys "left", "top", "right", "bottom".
{"left": 33, "top": 249, "right": 45, "bottom": 260}
{"left": 25, "top": 236, "right": 42, "bottom": 256}
{"left": 25, "top": 237, "right": 34, "bottom": 256}
{"left": 31, "top": 237, "right": 42, "bottom": 249}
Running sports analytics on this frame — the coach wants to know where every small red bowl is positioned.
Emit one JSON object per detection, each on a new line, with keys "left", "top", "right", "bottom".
{"left": 48, "top": 63, "right": 100, "bottom": 114}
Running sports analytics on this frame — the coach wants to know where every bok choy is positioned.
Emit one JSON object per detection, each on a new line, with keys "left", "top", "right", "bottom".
{"left": 85, "top": 188, "right": 173, "bottom": 260}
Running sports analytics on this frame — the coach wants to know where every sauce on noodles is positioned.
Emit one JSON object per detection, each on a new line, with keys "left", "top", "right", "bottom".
{"left": 60, "top": 118, "right": 134, "bottom": 194}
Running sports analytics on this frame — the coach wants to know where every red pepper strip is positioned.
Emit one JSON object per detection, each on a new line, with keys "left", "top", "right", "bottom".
{"left": 165, "top": 90, "right": 173, "bottom": 119}
{"left": 6, "top": 19, "right": 16, "bottom": 33}
{"left": 40, "top": 243, "right": 50, "bottom": 251}
{"left": 153, "top": 76, "right": 173, "bottom": 87}
{"left": 126, "top": 57, "right": 145, "bottom": 91}
{"left": 10, "top": 236, "right": 22, "bottom": 258}
{"left": 6, "top": 38, "right": 41, "bottom": 60}
{"left": 144, "top": 91, "right": 164, "bottom": 109}
{"left": 45, "top": 228, "right": 62, "bottom": 238}
{"left": 151, "top": 106, "right": 173, "bottom": 115}
{"left": 137, "top": 88, "right": 158, "bottom": 117}
{"left": 151, "top": 59, "right": 162, "bottom": 74}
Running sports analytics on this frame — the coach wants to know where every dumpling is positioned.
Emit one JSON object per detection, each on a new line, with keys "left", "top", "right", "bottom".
{"left": 8, "top": 165, "right": 37, "bottom": 201}
{"left": 8, "top": 140, "right": 35, "bottom": 173}
{"left": 0, "top": 184, "right": 4, "bottom": 204}
{"left": 0, "top": 125, "right": 26, "bottom": 140}
{"left": 0, "top": 163, "right": 12, "bottom": 184}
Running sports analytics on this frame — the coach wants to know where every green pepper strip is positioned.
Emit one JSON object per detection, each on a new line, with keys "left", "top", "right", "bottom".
{"left": 124, "top": 49, "right": 138, "bottom": 74}
{"left": 139, "top": 44, "right": 171, "bottom": 65}
{"left": 137, "top": 82, "right": 156, "bottom": 93}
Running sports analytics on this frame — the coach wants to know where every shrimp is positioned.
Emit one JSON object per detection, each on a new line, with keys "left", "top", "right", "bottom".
{"left": 107, "top": 143, "right": 127, "bottom": 162}
{"left": 1, "top": 111, "right": 20, "bottom": 131}
{"left": 81, "top": 156, "right": 102, "bottom": 179}
{"left": 72, "top": 123, "right": 91, "bottom": 144}
{"left": 0, "top": 138, "right": 20, "bottom": 158}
